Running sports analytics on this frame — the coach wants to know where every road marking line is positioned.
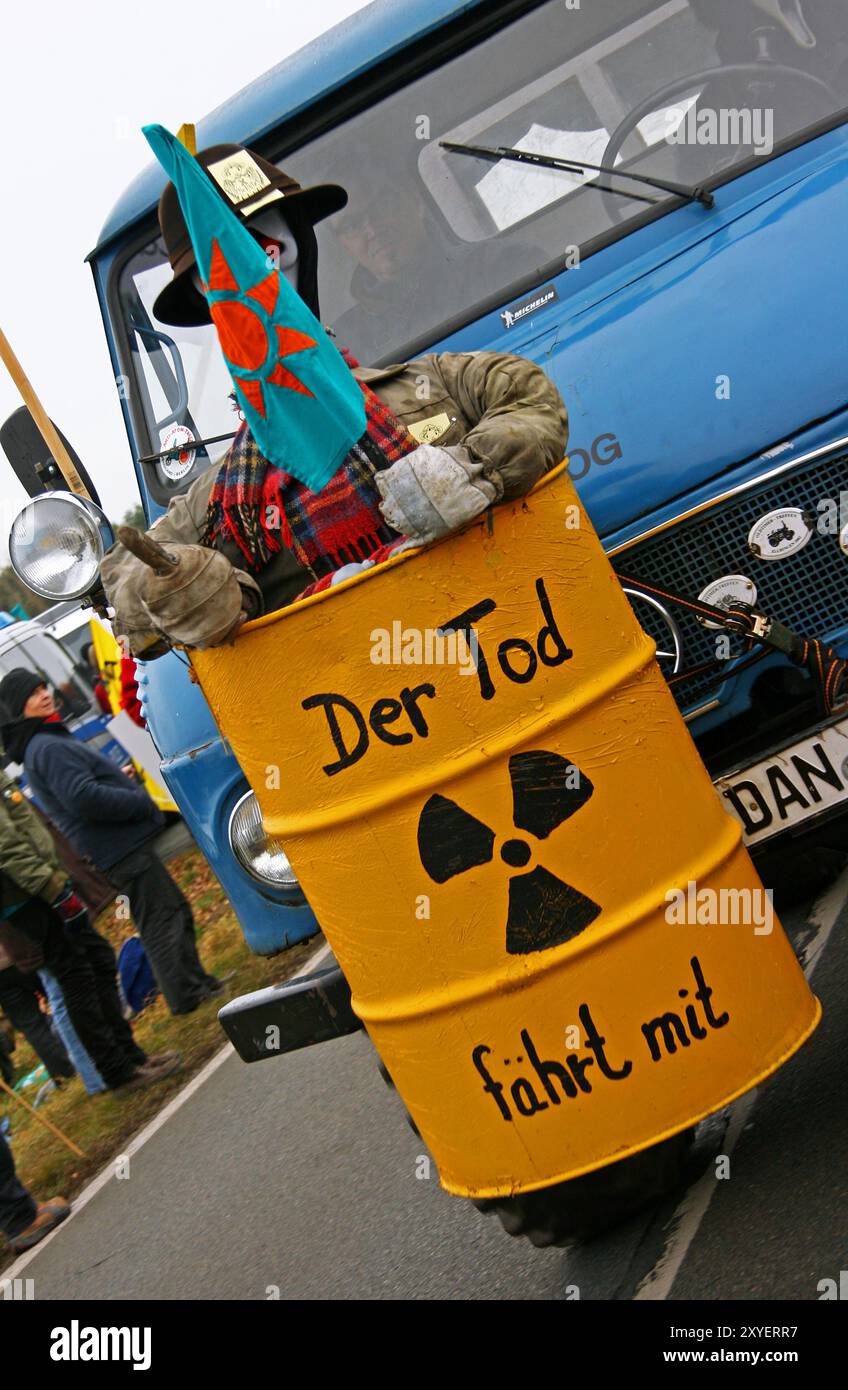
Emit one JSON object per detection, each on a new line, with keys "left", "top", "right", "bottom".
{"left": 2, "top": 938, "right": 331, "bottom": 1283}
{"left": 304, "top": 941, "right": 333, "bottom": 970}
{"left": 799, "top": 867, "right": 848, "bottom": 974}
{"left": 633, "top": 866, "right": 848, "bottom": 1301}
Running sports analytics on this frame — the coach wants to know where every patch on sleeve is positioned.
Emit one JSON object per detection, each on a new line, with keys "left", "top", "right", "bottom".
{"left": 407, "top": 412, "right": 452, "bottom": 445}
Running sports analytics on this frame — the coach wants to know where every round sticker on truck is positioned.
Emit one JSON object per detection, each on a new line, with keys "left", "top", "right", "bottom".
{"left": 697, "top": 574, "right": 758, "bottom": 630}
{"left": 158, "top": 425, "right": 196, "bottom": 481}
{"left": 748, "top": 507, "right": 813, "bottom": 560}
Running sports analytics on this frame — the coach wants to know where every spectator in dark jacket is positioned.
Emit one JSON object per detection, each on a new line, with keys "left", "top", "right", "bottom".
{"left": 0, "top": 670, "right": 226, "bottom": 1016}
{"left": 0, "top": 764, "right": 178, "bottom": 1094}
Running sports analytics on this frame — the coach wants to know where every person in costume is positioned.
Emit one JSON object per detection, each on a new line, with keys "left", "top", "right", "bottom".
{"left": 102, "top": 143, "right": 569, "bottom": 655}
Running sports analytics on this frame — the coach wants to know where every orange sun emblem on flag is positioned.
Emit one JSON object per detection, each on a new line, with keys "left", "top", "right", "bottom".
{"left": 204, "top": 238, "right": 316, "bottom": 419}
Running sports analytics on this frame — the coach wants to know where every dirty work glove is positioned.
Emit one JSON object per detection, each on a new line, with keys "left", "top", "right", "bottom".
{"left": 373, "top": 444, "right": 498, "bottom": 544}
{"left": 138, "top": 544, "right": 253, "bottom": 650}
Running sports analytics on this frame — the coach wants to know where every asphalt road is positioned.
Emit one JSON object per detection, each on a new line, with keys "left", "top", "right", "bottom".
{"left": 11, "top": 867, "right": 848, "bottom": 1301}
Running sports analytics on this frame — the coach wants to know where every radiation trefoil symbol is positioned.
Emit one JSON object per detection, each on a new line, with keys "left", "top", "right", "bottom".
{"left": 417, "top": 750, "right": 602, "bottom": 956}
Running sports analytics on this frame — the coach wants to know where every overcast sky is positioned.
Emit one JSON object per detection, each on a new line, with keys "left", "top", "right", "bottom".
{"left": 0, "top": 0, "right": 373, "bottom": 560}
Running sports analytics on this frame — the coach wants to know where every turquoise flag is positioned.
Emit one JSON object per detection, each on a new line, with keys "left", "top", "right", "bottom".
{"left": 143, "top": 124, "right": 366, "bottom": 492}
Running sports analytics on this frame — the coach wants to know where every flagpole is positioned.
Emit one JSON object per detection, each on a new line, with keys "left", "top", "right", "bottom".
{"left": 0, "top": 1076, "right": 87, "bottom": 1158}
{"left": 0, "top": 323, "right": 93, "bottom": 500}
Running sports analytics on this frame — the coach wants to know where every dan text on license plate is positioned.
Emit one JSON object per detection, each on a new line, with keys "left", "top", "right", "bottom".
{"left": 715, "top": 717, "right": 848, "bottom": 847}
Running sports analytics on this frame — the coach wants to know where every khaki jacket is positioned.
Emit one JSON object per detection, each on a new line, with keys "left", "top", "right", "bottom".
{"left": 102, "top": 350, "right": 568, "bottom": 654}
{"left": 0, "top": 768, "right": 66, "bottom": 913}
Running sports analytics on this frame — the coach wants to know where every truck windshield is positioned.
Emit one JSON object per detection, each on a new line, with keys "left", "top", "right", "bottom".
{"left": 116, "top": 0, "right": 847, "bottom": 495}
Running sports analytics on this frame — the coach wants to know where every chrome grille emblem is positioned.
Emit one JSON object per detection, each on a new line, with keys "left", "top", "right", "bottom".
{"left": 622, "top": 589, "right": 683, "bottom": 676}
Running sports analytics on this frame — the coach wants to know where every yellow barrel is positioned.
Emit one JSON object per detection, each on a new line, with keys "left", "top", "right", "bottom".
{"left": 192, "top": 464, "right": 819, "bottom": 1198}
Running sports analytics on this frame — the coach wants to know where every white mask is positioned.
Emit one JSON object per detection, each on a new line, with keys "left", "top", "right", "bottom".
{"left": 190, "top": 207, "right": 300, "bottom": 297}
{"left": 249, "top": 208, "right": 299, "bottom": 282}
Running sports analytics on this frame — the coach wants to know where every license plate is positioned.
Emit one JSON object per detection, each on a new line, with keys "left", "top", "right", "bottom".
{"left": 715, "top": 717, "right": 848, "bottom": 847}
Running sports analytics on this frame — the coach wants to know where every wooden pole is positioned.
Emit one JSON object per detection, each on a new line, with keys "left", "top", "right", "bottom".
{"left": 0, "top": 324, "right": 92, "bottom": 500}
{"left": 176, "top": 123, "right": 197, "bottom": 155}
{"left": 0, "top": 1076, "right": 87, "bottom": 1158}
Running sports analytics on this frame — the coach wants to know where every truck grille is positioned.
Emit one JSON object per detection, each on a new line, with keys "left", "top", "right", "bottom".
{"left": 610, "top": 447, "right": 848, "bottom": 711}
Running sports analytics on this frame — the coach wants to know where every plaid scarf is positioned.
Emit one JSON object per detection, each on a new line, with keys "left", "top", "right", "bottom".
{"left": 202, "top": 362, "right": 417, "bottom": 579}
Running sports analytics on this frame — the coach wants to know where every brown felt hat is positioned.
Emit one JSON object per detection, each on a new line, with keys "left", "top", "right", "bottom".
{"left": 152, "top": 143, "right": 348, "bottom": 326}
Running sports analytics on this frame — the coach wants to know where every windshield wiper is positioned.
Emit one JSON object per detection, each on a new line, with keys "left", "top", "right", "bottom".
{"left": 441, "top": 140, "right": 715, "bottom": 209}
{"left": 138, "top": 430, "right": 237, "bottom": 467}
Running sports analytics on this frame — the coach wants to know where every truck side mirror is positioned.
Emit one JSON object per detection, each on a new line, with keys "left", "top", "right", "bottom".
{"left": 0, "top": 406, "right": 101, "bottom": 507}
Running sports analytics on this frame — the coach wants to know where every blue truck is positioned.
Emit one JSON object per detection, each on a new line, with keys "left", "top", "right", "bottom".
{"left": 80, "top": 0, "right": 848, "bottom": 883}
{"left": 8, "top": 0, "right": 848, "bottom": 1239}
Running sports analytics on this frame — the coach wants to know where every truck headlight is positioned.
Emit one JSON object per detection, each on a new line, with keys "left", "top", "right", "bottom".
{"left": 9, "top": 493, "right": 112, "bottom": 601}
{"left": 228, "top": 791, "right": 299, "bottom": 888}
